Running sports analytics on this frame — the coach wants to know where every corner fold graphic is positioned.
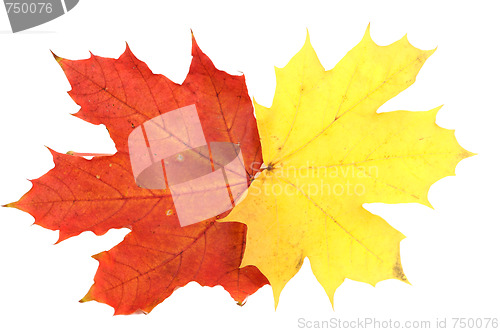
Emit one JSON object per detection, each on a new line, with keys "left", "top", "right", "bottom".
{"left": 4, "top": 0, "right": 80, "bottom": 33}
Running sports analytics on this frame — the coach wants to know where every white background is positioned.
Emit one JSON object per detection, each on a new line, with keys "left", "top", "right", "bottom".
{"left": 0, "top": 1, "right": 498, "bottom": 331}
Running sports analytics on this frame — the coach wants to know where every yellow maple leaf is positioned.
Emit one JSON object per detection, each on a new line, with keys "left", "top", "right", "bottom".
{"left": 220, "top": 26, "right": 474, "bottom": 308}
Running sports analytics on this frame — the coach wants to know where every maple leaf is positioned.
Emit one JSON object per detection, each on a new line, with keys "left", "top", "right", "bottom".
{"left": 220, "top": 26, "right": 474, "bottom": 307}
{"left": 6, "top": 34, "right": 268, "bottom": 314}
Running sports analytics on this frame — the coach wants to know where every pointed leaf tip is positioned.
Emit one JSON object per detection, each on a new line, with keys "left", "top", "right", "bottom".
{"left": 272, "top": 287, "right": 282, "bottom": 310}
{"left": 302, "top": 28, "right": 312, "bottom": 49}
{"left": 191, "top": 31, "right": 201, "bottom": 56}
{"left": 54, "top": 235, "right": 68, "bottom": 245}
{"left": 364, "top": 23, "right": 372, "bottom": 39}
{"left": 44, "top": 146, "right": 60, "bottom": 160}
{"left": 124, "top": 42, "right": 134, "bottom": 56}
{"left": 51, "top": 50, "right": 62, "bottom": 64}
{"left": 91, "top": 251, "right": 105, "bottom": 261}
{"left": 79, "top": 288, "right": 94, "bottom": 303}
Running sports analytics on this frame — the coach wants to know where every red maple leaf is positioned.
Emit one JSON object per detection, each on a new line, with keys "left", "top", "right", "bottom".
{"left": 6, "top": 34, "right": 268, "bottom": 314}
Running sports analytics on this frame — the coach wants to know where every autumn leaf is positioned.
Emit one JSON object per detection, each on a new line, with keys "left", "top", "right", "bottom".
{"left": 220, "top": 26, "right": 474, "bottom": 307}
{"left": 6, "top": 34, "right": 268, "bottom": 314}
